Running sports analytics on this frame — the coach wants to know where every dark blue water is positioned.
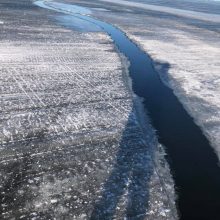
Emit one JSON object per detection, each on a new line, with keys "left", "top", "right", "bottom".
{"left": 71, "top": 15, "right": 220, "bottom": 220}
{"left": 36, "top": 2, "right": 220, "bottom": 219}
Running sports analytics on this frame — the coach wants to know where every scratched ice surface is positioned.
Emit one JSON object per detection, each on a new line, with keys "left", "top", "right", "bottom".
{"left": 0, "top": 0, "right": 176, "bottom": 219}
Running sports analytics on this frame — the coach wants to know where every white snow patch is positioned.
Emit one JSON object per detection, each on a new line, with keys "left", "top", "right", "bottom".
{"left": 50, "top": 199, "right": 58, "bottom": 204}
{"left": 100, "top": 0, "right": 220, "bottom": 22}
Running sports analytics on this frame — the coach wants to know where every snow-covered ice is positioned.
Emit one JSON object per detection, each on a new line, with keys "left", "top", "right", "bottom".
{"left": 0, "top": 0, "right": 176, "bottom": 219}
{"left": 100, "top": 0, "right": 220, "bottom": 22}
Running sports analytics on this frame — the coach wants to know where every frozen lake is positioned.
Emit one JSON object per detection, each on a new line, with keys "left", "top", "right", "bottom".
{"left": 1, "top": 0, "right": 219, "bottom": 219}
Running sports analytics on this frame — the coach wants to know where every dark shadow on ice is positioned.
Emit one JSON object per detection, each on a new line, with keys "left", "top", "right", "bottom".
{"left": 90, "top": 108, "right": 154, "bottom": 219}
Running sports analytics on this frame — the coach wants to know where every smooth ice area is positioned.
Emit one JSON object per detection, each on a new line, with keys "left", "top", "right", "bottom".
{"left": 55, "top": 15, "right": 102, "bottom": 32}
{"left": 35, "top": 0, "right": 91, "bottom": 15}
{"left": 35, "top": 1, "right": 98, "bottom": 31}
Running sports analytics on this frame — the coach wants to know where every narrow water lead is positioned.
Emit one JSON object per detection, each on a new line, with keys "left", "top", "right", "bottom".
{"left": 35, "top": 2, "right": 220, "bottom": 219}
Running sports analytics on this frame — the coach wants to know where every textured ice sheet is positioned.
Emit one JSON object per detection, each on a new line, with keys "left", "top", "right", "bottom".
{"left": 0, "top": 0, "right": 176, "bottom": 219}
{"left": 55, "top": 15, "right": 102, "bottom": 32}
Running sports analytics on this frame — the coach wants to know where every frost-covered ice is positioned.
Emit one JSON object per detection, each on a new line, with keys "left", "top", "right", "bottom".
{"left": 0, "top": 0, "right": 176, "bottom": 219}
{"left": 73, "top": 0, "right": 220, "bottom": 160}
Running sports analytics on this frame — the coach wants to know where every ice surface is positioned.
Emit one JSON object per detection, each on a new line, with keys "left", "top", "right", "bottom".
{"left": 121, "top": 0, "right": 220, "bottom": 14}
{"left": 55, "top": 15, "right": 102, "bottom": 32}
{"left": 46, "top": 1, "right": 92, "bottom": 15}
{"left": 100, "top": 0, "right": 220, "bottom": 22}
{"left": 81, "top": 0, "right": 220, "bottom": 159}
{"left": 35, "top": 0, "right": 91, "bottom": 15}
{"left": 0, "top": 0, "right": 176, "bottom": 219}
